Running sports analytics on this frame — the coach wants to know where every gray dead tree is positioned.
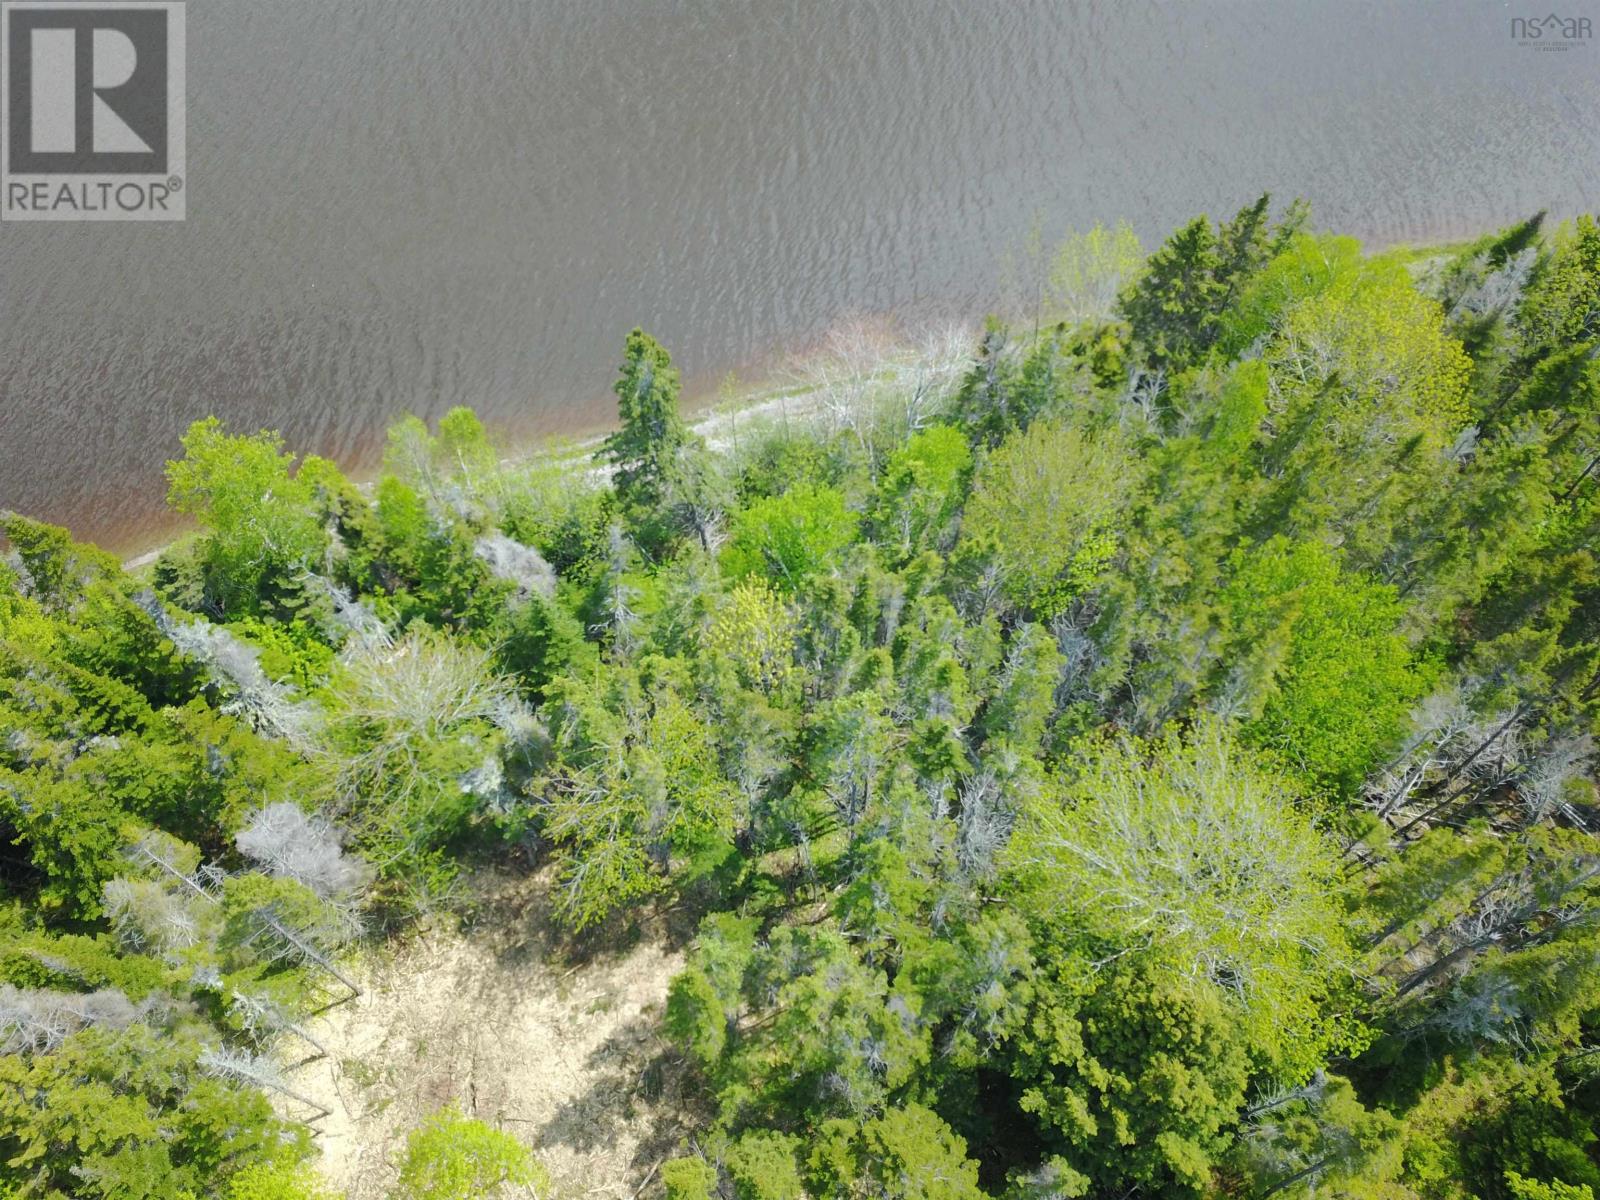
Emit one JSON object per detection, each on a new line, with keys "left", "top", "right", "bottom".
{"left": 234, "top": 903, "right": 361, "bottom": 1000}
{"left": 142, "top": 603, "right": 321, "bottom": 750}
{"left": 0, "top": 985, "right": 141, "bottom": 1054}
{"left": 298, "top": 571, "right": 391, "bottom": 651}
{"left": 235, "top": 802, "right": 374, "bottom": 900}
{"left": 198, "top": 1045, "right": 331, "bottom": 1120}
{"left": 473, "top": 533, "right": 557, "bottom": 600}
{"left": 228, "top": 989, "right": 329, "bottom": 1059}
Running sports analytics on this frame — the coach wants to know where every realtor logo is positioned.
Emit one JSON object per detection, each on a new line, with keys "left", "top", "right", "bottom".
{"left": 2, "top": 1, "right": 184, "bottom": 220}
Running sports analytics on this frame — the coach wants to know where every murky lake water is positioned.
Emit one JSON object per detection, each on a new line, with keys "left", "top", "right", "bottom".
{"left": 2, "top": 0, "right": 1598, "bottom": 553}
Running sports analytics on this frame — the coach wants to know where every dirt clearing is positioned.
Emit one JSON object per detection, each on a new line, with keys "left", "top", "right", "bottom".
{"left": 293, "top": 868, "right": 694, "bottom": 1198}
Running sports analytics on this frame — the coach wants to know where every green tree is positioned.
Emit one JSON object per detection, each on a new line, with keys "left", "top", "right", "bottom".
{"left": 1009, "top": 720, "right": 1359, "bottom": 1079}
{"left": 873, "top": 424, "right": 972, "bottom": 561}
{"left": 393, "top": 1106, "right": 547, "bottom": 1200}
{"left": 1121, "top": 197, "right": 1305, "bottom": 371}
{"left": 703, "top": 577, "right": 798, "bottom": 695}
{"left": 1120, "top": 215, "right": 1225, "bottom": 370}
{"left": 961, "top": 419, "right": 1134, "bottom": 616}
{"left": 164, "top": 418, "right": 328, "bottom": 615}
{"left": 722, "top": 484, "right": 859, "bottom": 590}
{"left": 602, "top": 329, "right": 701, "bottom": 518}
{"left": 1218, "top": 537, "right": 1424, "bottom": 793}
{"left": 0, "top": 1025, "right": 306, "bottom": 1200}
{"left": 661, "top": 1157, "right": 719, "bottom": 1200}
{"left": 808, "top": 1105, "right": 986, "bottom": 1200}
{"left": 1046, "top": 220, "right": 1144, "bottom": 326}
{"left": 1008, "top": 962, "right": 1251, "bottom": 1198}
{"left": 725, "top": 1130, "right": 805, "bottom": 1200}
{"left": 1508, "top": 1173, "right": 1599, "bottom": 1200}
{"left": 227, "top": 1159, "right": 343, "bottom": 1200}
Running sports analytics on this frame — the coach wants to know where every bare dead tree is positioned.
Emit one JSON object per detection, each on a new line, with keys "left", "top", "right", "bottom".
{"left": 235, "top": 802, "right": 374, "bottom": 900}
{"left": 473, "top": 533, "right": 557, "bottom": 600}
{"left": 198, "top": 1046, "right": 331, "bottom": 1120}
{"left": 0, "top": 985, "right": 141, "bottom": 1054}
{"left": 235, "top": 904, "right": 362, "bottom": 999}
{"left": 298, "top": 570, "right": 391, "bottom": 651}
{"left": 228, "top": 989, "right": 329, "bottom": 1059}
{"left": 154, "top": 613, "right": 321, "bottom": 750}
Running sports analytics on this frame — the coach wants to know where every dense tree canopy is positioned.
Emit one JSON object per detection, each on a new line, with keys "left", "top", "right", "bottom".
{"left": 5, "top": 200, "right": 1600, "bottom": 1199}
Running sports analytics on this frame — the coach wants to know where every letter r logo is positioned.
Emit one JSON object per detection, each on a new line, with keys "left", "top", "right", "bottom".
{"left": 3, "top": 3, "right": 174, "bottom": 174}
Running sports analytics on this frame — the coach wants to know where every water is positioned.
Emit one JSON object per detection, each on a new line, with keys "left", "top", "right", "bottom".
{"left": 2, "top": 0, "right": 1597, "bottom": 554}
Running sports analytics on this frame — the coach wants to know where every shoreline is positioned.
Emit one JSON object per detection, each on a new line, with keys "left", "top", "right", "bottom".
{"left": 102, "top": 233, "right": 1475, "bottom": 574}
{"left": 114, "top": 334, "right": 927, "bottom": 573}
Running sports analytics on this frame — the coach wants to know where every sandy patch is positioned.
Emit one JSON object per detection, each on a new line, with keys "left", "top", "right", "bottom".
{"left": 292, "top": 868, "right": 694, "bottom": 1199}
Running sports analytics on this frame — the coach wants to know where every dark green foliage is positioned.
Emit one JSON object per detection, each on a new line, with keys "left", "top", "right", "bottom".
{"left": 492, "top": 589, "right": 593, "bottom": 700}
{"left": 1119, "top": 194, "right": 1305, "bottom": 371}
{"left": 602, "top": 328, "right": 709, "bottom": 550}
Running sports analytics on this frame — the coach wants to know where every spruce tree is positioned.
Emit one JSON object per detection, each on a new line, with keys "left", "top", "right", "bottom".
{"left": 602, "top": 328, "right": 698, "bottom": 516}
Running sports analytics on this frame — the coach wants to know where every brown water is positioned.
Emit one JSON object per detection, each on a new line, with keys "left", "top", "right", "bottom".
{"left": 2, "top": 0, "right": 1598, "bottom": 554}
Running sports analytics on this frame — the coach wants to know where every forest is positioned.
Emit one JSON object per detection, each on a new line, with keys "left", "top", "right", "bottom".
{"left": 3, "top": 198, "right": 1600, "bottom": 1200}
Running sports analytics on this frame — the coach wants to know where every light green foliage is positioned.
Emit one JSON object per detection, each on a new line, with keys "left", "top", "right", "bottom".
{"left": 0, "top": 1026, "right": 307, "bottom": 1200}
{"left": 961, "top": 418, "right": 1134, "bottom": 616}
{"left": 393, "top": 1106, "right": 547, "bottom": 1200}
{"left": 1046, "top": 220, "right": 1145, "bottom": 326}
{"left": 1517, "top": 215, "right": 1600, "bottom": 355}
{"left": 1235, "top": 1073, "right": 1401, "bottom": 1198}
{"left": 436, "top": 406, "right": 499, "bottom": 480}
{"left": 722, "top": 483, "right": 859, "bottom": 588}
{"left": 226, "top": 1160, "right": 343, "bottom": 1200}
{"left": 1209, "top": 357, "right": 1271, "bottom": 454}
{"left": 226, "top": 618, "right": 335, "bottom": 691}
{"left": 318, "top": 630, "right": 513, "bottom": 877}
{"left": 165, "top": 418, "right": 328, "bottom": 614}
{"left": 661, "top": 1157, "right": 719, "bottom": 1200}
{"left": 1216, "top": 231, "right": 1363, "bottom": 355}
{"left": 10, "top": 208, "right": 1600, "bottom": 1200}
{"left": 381, "top": 407, "right": 499, "bottom": 512}
{"left": 1270, "top": 254, "right": 1472, "bottom": 432}
{"left": 1259, "top": 253, "right": 1474, "bottom": 566}
{"left": 703, "top": 577, "right": 798, "bottom": 694}
{"left": 1011, "top": 720, "right": 1358, "bottom": 1079}
{"left": 665, "top": 967, "right": 727, "bottom": 1066}
{"left": 874, "top": 424, "right": 972, "bottom": 560}
{"left": 1219, "top": 537, "right": 1424, "bottom": 792}
{"left": 540, "top": 666, "right": 737, "bottom": 928}
{"left": 725, "top": 1130, "right": 805, "bottom": 1200}
{"left": 1508, "top": 1173, "right": 1598, "bottom": 1200}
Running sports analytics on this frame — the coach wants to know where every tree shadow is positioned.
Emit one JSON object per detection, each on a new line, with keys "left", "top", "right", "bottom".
{"left": 532, "top": 1010, "right": 698, "bottom": 1171}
